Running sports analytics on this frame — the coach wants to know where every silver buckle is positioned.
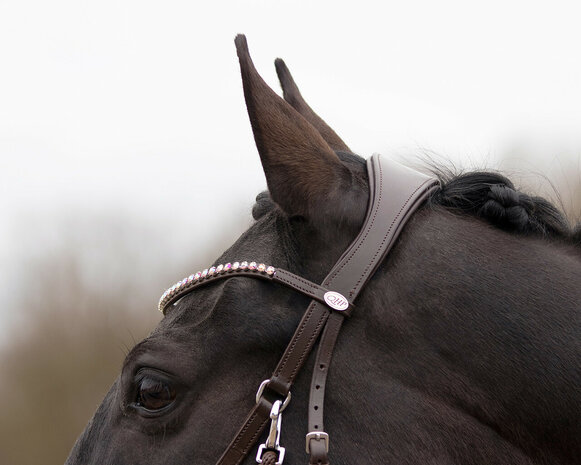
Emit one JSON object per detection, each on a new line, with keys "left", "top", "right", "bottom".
{"left": 305, "top": 431, "right": 329, "bottom": 454}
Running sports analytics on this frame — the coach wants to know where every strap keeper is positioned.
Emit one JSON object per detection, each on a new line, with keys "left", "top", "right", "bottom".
{"left": 305, "top": 431, "right": 329, "bottom": 454}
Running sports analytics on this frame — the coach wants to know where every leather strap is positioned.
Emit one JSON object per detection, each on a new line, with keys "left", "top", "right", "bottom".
{"left": 216, "top": 298, "right": 332, "bottom": 465}
{"left": 218, "top": 397, "right": 274, "bottom": 465}
{"left": 161, "top": 266, "right": 354, "bottom": 316}
{"left": 214, "top": 155, "right": 438, "bottom": 465}
{"left": 307, "top": 155, "right": 439, "bottom": 464}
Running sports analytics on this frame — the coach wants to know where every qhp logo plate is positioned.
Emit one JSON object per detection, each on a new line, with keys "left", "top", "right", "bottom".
{"left": 323, "top": 291, "right": 349, "bottom": 311}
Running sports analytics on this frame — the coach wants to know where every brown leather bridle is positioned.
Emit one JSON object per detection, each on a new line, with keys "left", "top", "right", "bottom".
{"left": 160, "top": 155, "right": 439, "bottom": 465}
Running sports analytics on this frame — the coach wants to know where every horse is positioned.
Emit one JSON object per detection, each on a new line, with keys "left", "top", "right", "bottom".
{"left": 65, "top": 35, "right": 581, "bottom": 465}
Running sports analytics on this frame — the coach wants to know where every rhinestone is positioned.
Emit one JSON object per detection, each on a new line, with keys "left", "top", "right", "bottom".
{"left": 187, "top": 274, "right": 195, "bottom": 284}
{"left": 257, "top": 263, "right": 266, "bottom": 272}
{"left": 240, "top": 261, "right": 248, "bottom": 270}
{"left": 232, "top": 262, "right": 240, "bottom": 270}
{"left": 194, "top": 272, "right": 201, "bottom": 281}
{"left": 266, "top": 266, "right": 275, "bottom": 275}
{"left": 209, "top": 266, "right": 216, "bottom": 276}
{"left": 216, "top": 264, "right": 224, "bottom": 273}
{"left": 181, "top": 278, "right": 188, "bottom": 286}
{"left": 248, "top": 261, "right": 257, "bottom": 270}
{"left": 224, "top": 263, "right": 232, "bottom": 272}
{"left": 201, "top": 269, "right": 209, "bottom": 278}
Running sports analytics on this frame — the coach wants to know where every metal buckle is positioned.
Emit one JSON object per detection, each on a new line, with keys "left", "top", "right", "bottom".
{"left": 255, "top": 400, "right": 286, "bottom": 464}
{"left": 255, "top": 379, "right": 291, "bottom": 411}
{"left": 305, "top": 431, "right": 329, "bottom": 454}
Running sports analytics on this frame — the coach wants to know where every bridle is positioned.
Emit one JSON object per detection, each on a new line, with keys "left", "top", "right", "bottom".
{"left": 159, "top": 155, "right": 439, "bottom": 465}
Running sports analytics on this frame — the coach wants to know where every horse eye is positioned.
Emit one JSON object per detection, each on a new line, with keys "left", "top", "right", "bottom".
{"left": 135, "top": 375, "right": 176, "bottom": 411}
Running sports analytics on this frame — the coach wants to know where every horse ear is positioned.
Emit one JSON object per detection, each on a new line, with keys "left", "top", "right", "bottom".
{"left": 274, "top": 58, "right": 351, "bottom": 153}
{"left": 235, "top": 35, "right": 351, "bottom": 219}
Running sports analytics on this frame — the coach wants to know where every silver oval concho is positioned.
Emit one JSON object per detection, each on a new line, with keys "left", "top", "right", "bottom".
{"left": 323, "top": 291, "right": 349, "bottom": 311}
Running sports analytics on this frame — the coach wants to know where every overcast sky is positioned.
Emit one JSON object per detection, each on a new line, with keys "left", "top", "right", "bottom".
{"left": 1, "top": 0, "right": 580, "bottom": 335}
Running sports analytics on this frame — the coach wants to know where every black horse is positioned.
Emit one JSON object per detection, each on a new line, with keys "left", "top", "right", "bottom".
{"left": 66, "top": 36, "right": 581, "bottom": 465}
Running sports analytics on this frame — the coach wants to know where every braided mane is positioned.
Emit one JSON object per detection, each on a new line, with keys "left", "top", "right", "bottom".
{"left": 430, "top": 170, "right": 578, "bottom": 242}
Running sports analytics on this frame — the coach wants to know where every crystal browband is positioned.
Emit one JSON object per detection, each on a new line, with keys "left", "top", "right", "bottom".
{"left": 159, "top": 261, "right": 275, "bottom": 313}
{"left": 159, "top": 261, "right": 354, "bottom": 316}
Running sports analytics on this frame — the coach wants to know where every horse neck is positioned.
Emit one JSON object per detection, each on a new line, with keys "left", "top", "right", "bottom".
{"left": 333, "top": 207, "right": 580, "bottom": 461}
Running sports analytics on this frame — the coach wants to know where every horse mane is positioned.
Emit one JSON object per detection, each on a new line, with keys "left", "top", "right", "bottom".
{"left": 251, "top": 152, "right": 580, "bottom": 246}
{"left": 430, "top": 170, "right": 576, "bottom": 240}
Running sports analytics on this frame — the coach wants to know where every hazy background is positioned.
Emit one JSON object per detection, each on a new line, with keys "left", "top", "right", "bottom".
{"left": 1, "top": 1, "right": 580, "bottom": 463}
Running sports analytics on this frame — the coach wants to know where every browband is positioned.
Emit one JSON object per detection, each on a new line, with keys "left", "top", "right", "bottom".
{"left": 159, "top": 264, "right": 355, "bottom": 316}
{"left": 159, "top": 155, "right": 439, "bottom": 465}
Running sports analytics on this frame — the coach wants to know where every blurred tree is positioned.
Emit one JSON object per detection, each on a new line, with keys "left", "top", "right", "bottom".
{"left": 0, "top": 211, "right": 246, "bottom": 465}
{"left": 0, "top": 249, "right": 159, "bottom": 465}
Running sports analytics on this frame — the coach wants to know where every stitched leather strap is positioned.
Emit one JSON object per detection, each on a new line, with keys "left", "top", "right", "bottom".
{"left": 307, "top": 155, "right": 439, "bottom": 464}
{"left": 216, "top": 297, "right": 332, "bottom": 465}
{"left": 216, "top": 155, "right": 438, "bottom": 465}
{"left": 162, "top": 267, "right": 354, "bottom": 316}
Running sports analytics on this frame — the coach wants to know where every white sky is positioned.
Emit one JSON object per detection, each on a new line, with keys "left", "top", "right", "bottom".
{"left": 1, "top": 0, "right": 580, "bottom": 335}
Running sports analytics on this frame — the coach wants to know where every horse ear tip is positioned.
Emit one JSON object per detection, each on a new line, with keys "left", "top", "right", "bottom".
{"left": 234, "top": 34, "right": 249, "bottom": 56}
{"left": 274, "top": 58, "right": 293, "bottom": 88}
{"left": 275, "top": 58, "right": 289, "bottom": 74}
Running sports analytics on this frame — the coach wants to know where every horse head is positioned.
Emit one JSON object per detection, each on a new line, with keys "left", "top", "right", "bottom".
{"left": 66, "top": 35, "right": 580, "bottom": 465}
